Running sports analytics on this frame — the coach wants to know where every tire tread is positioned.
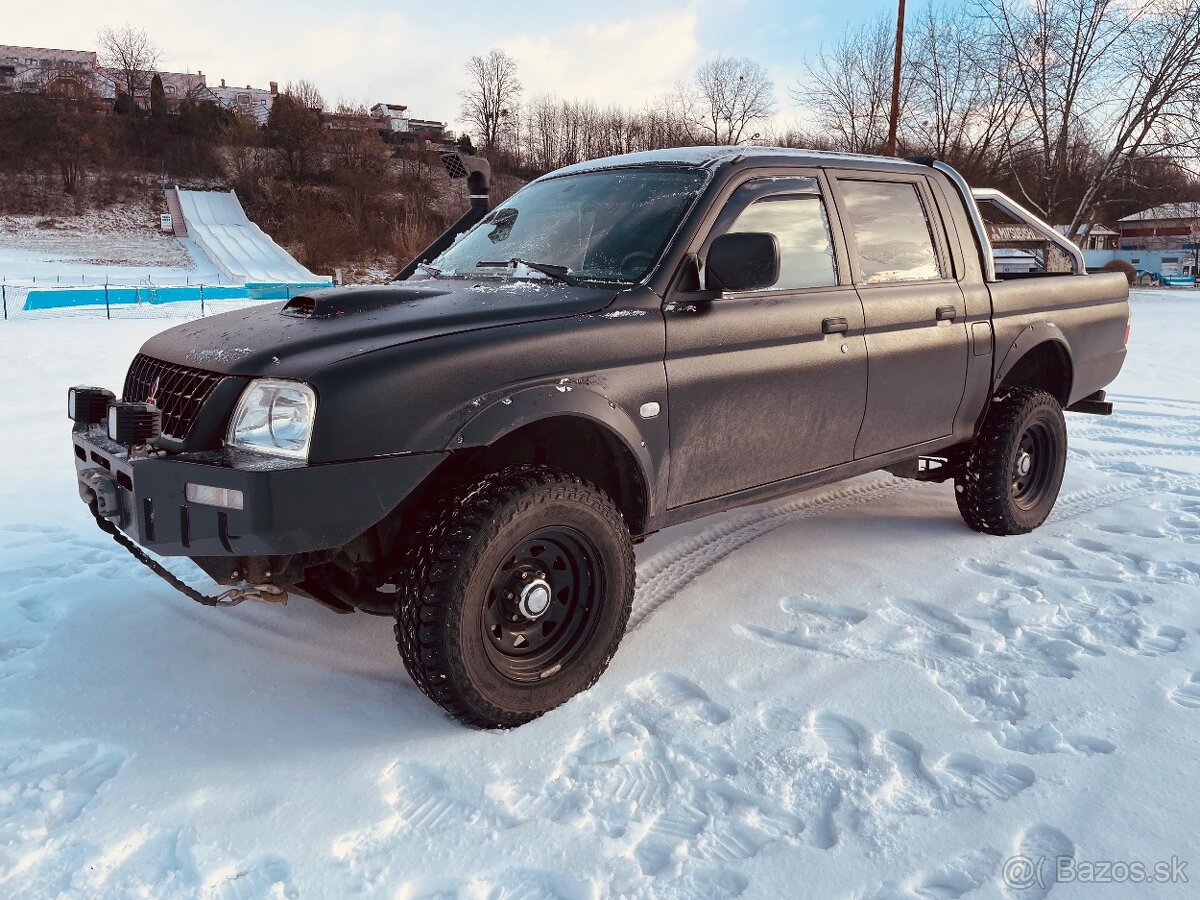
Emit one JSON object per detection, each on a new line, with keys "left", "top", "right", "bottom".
{"left": 394, "top": 465, "right": 634, "bottom": 728}
{"left": 955, "top": 387, "right": 1066, "bottom": 536}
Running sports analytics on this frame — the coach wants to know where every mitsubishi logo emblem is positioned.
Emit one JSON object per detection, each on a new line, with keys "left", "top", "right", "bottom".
{"left": 146, "top": 376, "right": 160, "bottom": 407}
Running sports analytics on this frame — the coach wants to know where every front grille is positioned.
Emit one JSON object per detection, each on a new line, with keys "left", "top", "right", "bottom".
{"left": 122, "top": 354, "right": 225, "bottom": 440}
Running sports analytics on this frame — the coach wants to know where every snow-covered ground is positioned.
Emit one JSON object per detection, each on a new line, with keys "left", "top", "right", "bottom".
{"left": 0, "top": 204, "right": 220, "bottom": 287}
{"left": 0, "top": 291, "right": 1197, "bottom": 899}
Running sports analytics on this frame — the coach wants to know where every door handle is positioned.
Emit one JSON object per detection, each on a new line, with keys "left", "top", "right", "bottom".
{"left": 936, "top": 305, "right": 958, "bottom": 321}
{"left": 822, "top": 316, "right": 849, "bottom": 335}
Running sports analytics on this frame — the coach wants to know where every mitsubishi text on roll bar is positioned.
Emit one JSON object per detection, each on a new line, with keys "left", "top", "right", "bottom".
{"left": 971, "top": 188, "right": 1088, "bottom": 276}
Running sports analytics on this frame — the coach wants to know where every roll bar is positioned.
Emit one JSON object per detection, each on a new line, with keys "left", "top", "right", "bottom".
{"left": 918, "top": 158, "right": 1086, "bottom": 279}
{"left": 929, "top": 161, "right": 996, "bottom": 282}
{"left": 971, "top": 188, "right": 1088, "bottom": 276}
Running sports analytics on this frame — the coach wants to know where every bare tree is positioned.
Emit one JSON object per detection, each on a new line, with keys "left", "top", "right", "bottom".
{"left": 460, "top": 49, "right": 522, "bottom": 154}
{"left": 96, "top": 24, "right": 161, "bottom": 108}
{"left": 903, "top": 4, "right": 1027, "bottom": 179}
{"left": 983, "top": 0, "right": 1151, "bottom": 223}
{"left": 795, "top": 15, "right": 897, "bottom": 153}
{"left": 287, "top": 79, "right": 325, "bottom": 112}
{"left": 795, "top": 0, "right": 1200, "bottom": 226}
{"left": 694, "top": 56, "right": 776, "bottom": 145}
{"left": 516, "top": 86, "right": 707, "bottom": 173}
{"left": 1063, "top": 0, "right": 1200, "bottom": 235}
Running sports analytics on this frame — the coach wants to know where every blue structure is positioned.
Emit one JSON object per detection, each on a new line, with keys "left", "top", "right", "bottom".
{"left": 1082, "top": 248, "right": 1197, "bottom": 286}
{"left": 24, "top": 284, "right": 246, "bottom": 310}
{"left": 22, "top": 282, "right": 330, "bottom": 311}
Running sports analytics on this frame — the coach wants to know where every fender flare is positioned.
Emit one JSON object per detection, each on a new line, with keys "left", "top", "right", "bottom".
{"left": 994, "top": 322, "right": 1073, "bottom": 395}
{"left": 447, "top": 383, "right": 656, "bottom": 510}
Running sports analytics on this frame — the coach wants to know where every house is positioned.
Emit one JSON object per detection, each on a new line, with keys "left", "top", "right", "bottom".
{"left": 0, "top": 43, "right": 278, "bottom": 122}
{"left": 1055, "top": 223, "right": 1119, "bottom": 251}
{"left": 1117, "top": 203, "right": 1200, "bottom": 251}
{"left": 0, "top": 45, "right": 102, "bottom": 96}
{"left": 993, "top": 248, "right": 1040, "bottom": 275}
{"left": 157, "top": 71, "right": 209, "bottom": 105}
{"left": 210, "top": 78, "right": 277, "bottom": 124}
{"left": 324, "top": 111, "right": 376, "bottom": 132}
{"left": 371, "top": 102, "right": 409, "bottom": 135}
{"left": 406, "top": 118, "right": 447, "bottom": 144}
{"left": 370, "top": 102, "right": 449, "bottom": 145}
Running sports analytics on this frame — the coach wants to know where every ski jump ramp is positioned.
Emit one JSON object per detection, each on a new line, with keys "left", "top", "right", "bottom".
{"left": 170, "top": 188, "right": 326, "bottom": 285}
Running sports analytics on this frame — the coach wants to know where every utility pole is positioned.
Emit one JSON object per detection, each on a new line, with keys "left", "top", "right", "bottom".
{"left": 886, "top": 0, "right": 907, "bottom": 156}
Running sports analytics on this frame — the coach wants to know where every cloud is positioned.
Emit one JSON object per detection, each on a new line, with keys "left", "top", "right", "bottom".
{"left": 500, "top": 10, "right": 701, "bottom": 108}
{"left": 6, "top": 3, "right": 736, "bottom": 131}
{"left": 8, "top": 2, "right": 465, "bottom": 124}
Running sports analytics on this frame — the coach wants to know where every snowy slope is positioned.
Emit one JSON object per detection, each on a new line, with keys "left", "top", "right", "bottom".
{"left": 174, "top": 190, "right": 320, "bottom": 285}
{"left": 0, "top": 205, "right": 220, "bottom": 286}
{"left": 1, "top": 291, "right": 1198, "bottom": 899}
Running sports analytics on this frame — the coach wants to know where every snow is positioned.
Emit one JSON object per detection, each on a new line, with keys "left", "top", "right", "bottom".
{"left": 0, "top": 206, "right": 220, "bottom": 286}
{"left": 174, "top": 190, "right": 321, "bottom": 285}
{"left": 1, "top": 290, "right": 1198, "bottom": 898}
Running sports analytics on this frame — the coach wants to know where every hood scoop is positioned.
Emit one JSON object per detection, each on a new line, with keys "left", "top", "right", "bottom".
{"left": 282, "top": 285, "right": 450, "bottom": 318}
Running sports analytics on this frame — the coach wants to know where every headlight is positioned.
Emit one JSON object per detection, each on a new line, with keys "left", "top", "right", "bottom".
{"left": 226, "top": 379, "right": 317, "bottom": 460}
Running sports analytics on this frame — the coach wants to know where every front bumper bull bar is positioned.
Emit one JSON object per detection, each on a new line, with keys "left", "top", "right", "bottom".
{"left": 72, "top": 425, "right": 446, "bottom": 559}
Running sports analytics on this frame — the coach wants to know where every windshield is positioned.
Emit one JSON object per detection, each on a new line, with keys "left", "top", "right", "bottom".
{"left": 426, "top": 168, "right": 708, "bottom": 284}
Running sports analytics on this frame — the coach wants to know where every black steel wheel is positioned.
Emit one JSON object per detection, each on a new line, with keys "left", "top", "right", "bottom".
{"left": 395, "top": 466, "right": 635, "bottom": 728}
{"left": 1011, "top": 420, "right": 1059, "bottom": 511}
{"left": 955, "top": 387, "right": 1067, "bottom": 535}
{"left": 481, "top": 527, "right": 605, "bottom": 683}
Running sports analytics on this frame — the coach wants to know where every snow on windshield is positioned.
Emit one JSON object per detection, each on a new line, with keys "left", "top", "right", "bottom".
{"left": 428, "top": 169, "right": 707, "bottom": 283}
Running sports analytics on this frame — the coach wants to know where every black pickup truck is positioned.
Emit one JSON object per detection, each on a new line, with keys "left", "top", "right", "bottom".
{"left": 69, "top": 147, "right": 1129, "bottom": 727}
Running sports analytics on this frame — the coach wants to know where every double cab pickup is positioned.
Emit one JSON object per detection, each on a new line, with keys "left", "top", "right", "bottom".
{"left": 70, "top": 147, "right": 1129, "bottom": 727}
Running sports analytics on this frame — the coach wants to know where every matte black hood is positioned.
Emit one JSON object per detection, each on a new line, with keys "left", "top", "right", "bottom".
{"left": 139, "top": 281, "right": 621, "bottom": 379}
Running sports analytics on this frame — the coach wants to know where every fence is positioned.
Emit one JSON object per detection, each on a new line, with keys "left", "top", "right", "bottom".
{"left": 0, "top": 275, "right": 332, "bottom": 322}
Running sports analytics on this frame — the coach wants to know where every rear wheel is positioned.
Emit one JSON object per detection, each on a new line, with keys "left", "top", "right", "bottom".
{"left": 955, "top": 388, "right": 1067, "bottom": 535}
{"left": 395, "top": 465, "right": 635, "bottom": 728}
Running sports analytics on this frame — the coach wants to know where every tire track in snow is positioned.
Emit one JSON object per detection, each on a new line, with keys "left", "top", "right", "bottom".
{"left": 630, "top": 471, "right": 1169, "bottom": 633}
{"left": 629, "top": 477, "right": 921, "bottom": 630}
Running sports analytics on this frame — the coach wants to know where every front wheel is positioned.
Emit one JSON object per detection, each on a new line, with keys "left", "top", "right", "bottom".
{"left": 395, "top": 466, "right": 635, "bottom": 728}
{"left": 955, "top": 388, "right": 1067, "bottom": 535}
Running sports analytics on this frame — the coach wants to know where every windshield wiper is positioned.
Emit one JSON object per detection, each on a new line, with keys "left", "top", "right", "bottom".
{"left": 476, "top": 258, "right": 581, "bottom": 286}
{"left": 414, "top": 262, "right": 442, "bottom": 277}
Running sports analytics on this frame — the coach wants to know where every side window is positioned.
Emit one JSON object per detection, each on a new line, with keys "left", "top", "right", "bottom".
{"left": 840, "top": 180, "right": 942, "bottom": 284}
{"left": 726, "top": 194, "right": 838, "bottom": 290}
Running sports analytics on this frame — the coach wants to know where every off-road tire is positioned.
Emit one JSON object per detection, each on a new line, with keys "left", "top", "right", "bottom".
{"left": 394, "top": 465, "right": 635, "bottom": 728}
{"left": 955, "top": 387, "right": 1067, "bottom": 535}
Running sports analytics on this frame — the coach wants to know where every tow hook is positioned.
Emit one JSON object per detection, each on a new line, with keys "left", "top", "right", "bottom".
{"left": 87, "top": 500, "right": 289, "bottom": 608}
{"left": 213, "top": 583, "right": 289, "bottom": 606}
{"left": 78, "top": 468, "right": 121, "bottom": 520}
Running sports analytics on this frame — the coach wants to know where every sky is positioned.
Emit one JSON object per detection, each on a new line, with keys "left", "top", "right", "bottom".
{"left": 7, "top": 0, "right": 911, "bottom": 133}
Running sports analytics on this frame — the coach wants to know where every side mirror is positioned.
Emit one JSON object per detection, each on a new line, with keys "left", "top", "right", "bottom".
{"left": 705, "top": 232, "right": 780, "bottom": 293}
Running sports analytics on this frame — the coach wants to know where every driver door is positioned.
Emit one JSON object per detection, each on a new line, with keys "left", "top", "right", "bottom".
{"left": 663, "top": 174, "right": 869, "bottom": 508}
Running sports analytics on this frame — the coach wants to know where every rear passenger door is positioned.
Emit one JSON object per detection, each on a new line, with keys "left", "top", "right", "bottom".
{"left": 829, "top": 173, "right": 970, "bottom": 458}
